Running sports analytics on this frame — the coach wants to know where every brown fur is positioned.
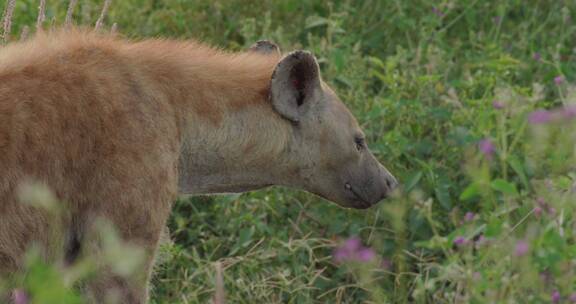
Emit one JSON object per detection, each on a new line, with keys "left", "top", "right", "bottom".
{"left": 0, "top": 29, "right": 285, "bottom": 302}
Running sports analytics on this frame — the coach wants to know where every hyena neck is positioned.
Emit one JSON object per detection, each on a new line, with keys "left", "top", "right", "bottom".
{"left": 177, "top": 104, "right": 293, "bottom": 195}
{"left": 129, "top": 39, "right": 293, "bottom": 194}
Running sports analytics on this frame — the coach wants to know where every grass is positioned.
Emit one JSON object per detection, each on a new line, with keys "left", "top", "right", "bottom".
{"left": 1, "top": 0, "right": 575, "bottom": 303}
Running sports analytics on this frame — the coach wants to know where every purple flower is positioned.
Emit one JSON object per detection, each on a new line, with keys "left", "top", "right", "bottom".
{"left": 562, "top": 105, "right": 576, "bottom": 120}
{"left": 537, "top": 197, "right": 546, "bottom": 207}
{"left": 537, "top": 198, "right": 557, "bottom": 215}
{"left": 552, "top": 290, "right": 561, "bottom": 303}
{"left": 356, "top": 248, "right": 376, "bottom": 262}
{"left": 454, "top": 236, "right": 467, "bottom": 246}
{"left": 527, "top": 106, "right": 576, "bottom": 125}
{"left": 534, "top": 206, "right": 543, "bottom": 218}
{"left": 569, "top": 292, "right": 576, "bottom": 302}
{"left": 333, "top": 237, "right": 360, "bottom": 262}
{"left": 464, "top": 212, "right": 475, "bottom": 222}
{"left": 493, "top": 16, "right": 502, "bottom": 24}
{"left": 492, "top": 100, "right": 505, "bottom": 109}
{"left": 478, "top": 139, "right": 495, "bottom": 158}
{"left": 514, "top": 240, "right": 529, "bottom": 256}
{"left": 333, "top": 237, "right": 376, "bottom": 263}
{"left": 533, "top": 52, "right": 541, "bottom": 61}
{"left": 528, "top": 110, "right": 552, "bottom": 124}
{"left": 12, "top": 289, "right": 28, "bottom": 304}
{"left": 554, "top": 76, "right": 565, "bottom": 85}
{"left": 343, "top": 237, "right": 361, "bottom": 251}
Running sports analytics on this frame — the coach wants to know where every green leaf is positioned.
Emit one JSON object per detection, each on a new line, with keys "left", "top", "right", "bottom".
{"left": 435, "top": 175, "right": 452, "bottom": 210}
{"left": 238, "top": 227, "right": 254, "bottom": 247}
{"left": 367, "top": 56, "right": 385, "bottom": 69}
{"left": 305, "top": 16, "right": 330, "bottom": 29}
{"left": 490, "top": 179, "right": 518, "bottom": 196}
{"left": 404, "top": 171, "right": 423, "bottom": 192}
{"left": 485, "top": 217, "right": 503, "bottom": 237}
{"left": 229, "top": 227, "right": 255, "bottom": 255}
{"left": 460, "top": 183, "right": 480, "bottom": 200}
{"left": 507, "top": 156, "right": 529, "bottom": 190}
{"left": 414, "top": 235, "right": 448, "bottom": 250}
{"left": 25, "top": 254, "right": 82, "bottom": 304}
{"left": 556, "top": 175, "right": 573, "bottom": 191}
{"left": 331, "top": 49, "right": 345, "bottom": 72}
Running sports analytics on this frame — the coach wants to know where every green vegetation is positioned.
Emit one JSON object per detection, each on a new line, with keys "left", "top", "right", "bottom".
{"left": 1, "top": 0, "right": 575, "bottom": 303}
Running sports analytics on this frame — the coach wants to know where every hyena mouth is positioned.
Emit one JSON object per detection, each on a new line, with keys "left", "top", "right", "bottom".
{"left": 344, "top": 182, "right": 372, "bottom": 209}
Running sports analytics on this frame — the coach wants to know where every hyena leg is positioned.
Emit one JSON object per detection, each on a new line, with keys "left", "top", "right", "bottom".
{"left": 80, "top": 174, "right": 175, "bottom": 304}
{"left": 85, "top": 270, "right": 145, "bottom": 304}
{"left": 84, "top": 264, "right": 153, "bottom": 304}
{"left": 82, "top": 206, "right": 170, "bottom": 304}
{"left": 80, "top": 143, "right": 178, "bottom": 303}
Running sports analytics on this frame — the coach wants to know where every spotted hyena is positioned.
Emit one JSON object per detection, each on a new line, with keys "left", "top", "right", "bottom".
{"left": 0, "top": 29, "right": 397, "bottom": 303}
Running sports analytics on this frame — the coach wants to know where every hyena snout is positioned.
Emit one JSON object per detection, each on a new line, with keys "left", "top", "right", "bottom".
{"left": 379, "top": 165, "right": 398, "bottom": 199}
{"left": 345, "top": 164, "right": 398, "bottom": 210}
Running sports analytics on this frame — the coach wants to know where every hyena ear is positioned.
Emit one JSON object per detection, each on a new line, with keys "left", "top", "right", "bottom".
{"left": 249, "top": 40, "right": 281, "bottom": 56}
{"left": 270, "top": 51, "right": 322, "bottom": 123}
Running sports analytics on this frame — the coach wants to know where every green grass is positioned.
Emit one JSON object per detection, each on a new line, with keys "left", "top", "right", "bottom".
{"left": 1, "top": 0, "right": 575, "bottom": 303}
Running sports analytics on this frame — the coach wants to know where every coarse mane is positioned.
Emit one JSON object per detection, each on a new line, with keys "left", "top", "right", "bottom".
{"left": 0, "top": 27, "right": 284, "bottom": 121}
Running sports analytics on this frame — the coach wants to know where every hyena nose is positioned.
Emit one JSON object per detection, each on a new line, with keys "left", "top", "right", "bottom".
{"left": 375, "top": 164, "right": 399, "bottom": 202}
{"left": 385, "top": 173, "right": 398, "bottom": 192}
{"left": 377, "top": 174, "right": 398, "bottom": 202}
{"left": 379, "top": 165, "right": 398, "bottom": 198}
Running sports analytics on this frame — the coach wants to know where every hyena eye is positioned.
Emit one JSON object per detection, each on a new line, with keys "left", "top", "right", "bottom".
{"left": 354, "top": 136, "right": 365, "bottom": 151}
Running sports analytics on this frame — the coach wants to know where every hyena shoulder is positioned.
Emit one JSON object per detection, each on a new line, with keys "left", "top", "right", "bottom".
{"left": 0, "top": 30, "right": 181, "bottom": 211}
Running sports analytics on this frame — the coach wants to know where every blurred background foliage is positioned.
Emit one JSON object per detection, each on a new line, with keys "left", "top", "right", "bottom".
{"left": 1, "top": 0, "right": 575, "bottom": 303}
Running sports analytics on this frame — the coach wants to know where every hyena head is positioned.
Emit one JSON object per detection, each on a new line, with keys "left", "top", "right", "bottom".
{"left": 259, "top": 42, "right": 398, "bottom": 209}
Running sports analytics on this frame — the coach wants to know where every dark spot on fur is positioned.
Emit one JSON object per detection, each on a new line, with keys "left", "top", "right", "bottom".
{"left": 64, "top": 229, "right": 82, "bottom": 265}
